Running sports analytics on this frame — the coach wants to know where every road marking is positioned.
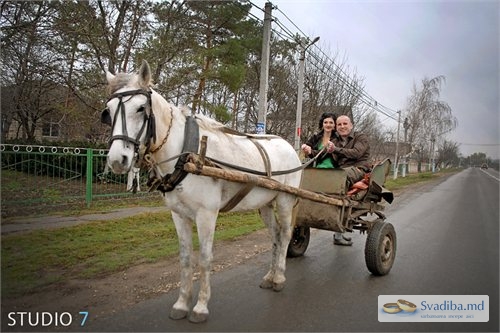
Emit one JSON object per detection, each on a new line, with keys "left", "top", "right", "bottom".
{"left": 480, "top": 168, "right": 500, "bottom": 181}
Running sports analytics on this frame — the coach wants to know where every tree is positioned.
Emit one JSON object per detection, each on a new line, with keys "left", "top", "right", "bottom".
{"left": 0, "top": 1, "right": 63, "bottom": 141}
{"left": 50, "top": 0, "right": 153, "bottom": 142}
{"left": 0, "top": 0, "right": 388, "bottom": 147}
{"left": 183, "top": 1, "right": 255, "bottom": 117}
{"left": 468, "top": 152, "right": 488, "bottom": 167}
{"left": 436, "top": 140, "right": 460, "bottom": 168}
{"left": 300, "top": 44, "right": 365, "bottom": 142}
{"left": 404, "top": 76, "right": 458, "bottom": 171}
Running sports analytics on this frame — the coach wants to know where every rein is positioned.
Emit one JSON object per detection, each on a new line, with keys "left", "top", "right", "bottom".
{"left": 103, "top": 88, "right": 324, "bottom": 193}
{"left": 145, "top": 146, "right": 326, "bottom": 184}
{"left": 202, "top": 148, "right": 325, "bottom": 176}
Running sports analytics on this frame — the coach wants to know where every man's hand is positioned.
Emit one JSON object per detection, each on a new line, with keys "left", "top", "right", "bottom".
{"left": 326, "top": 141, "right": 335, "bottom": 153}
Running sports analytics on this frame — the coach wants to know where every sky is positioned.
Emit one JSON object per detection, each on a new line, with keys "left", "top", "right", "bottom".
{"left": 252, "top": 0, "right": 500, "bottom": 159}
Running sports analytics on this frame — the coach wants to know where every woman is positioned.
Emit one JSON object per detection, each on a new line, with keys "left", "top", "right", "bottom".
{"left": 301, "top": 112, "right": 338, "bottom": 168}
{"left": 301, "top": 112, "right": 353, "bottom": 246}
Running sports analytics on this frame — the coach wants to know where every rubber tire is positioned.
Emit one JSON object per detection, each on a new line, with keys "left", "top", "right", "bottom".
{"left": 287, "top": 226, "right": 310, "bottom": 257}
{"left": 364, "top": 220, "right": 396, "bottom": 275}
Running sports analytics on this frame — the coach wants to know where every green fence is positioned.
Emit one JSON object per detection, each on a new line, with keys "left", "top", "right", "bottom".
{"left": 1, "top": 144, "right": 156, "bottom": 217}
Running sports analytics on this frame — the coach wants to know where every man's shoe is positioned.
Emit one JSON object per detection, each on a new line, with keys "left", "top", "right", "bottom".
{"left": 334, "top": 237, "right": 353, "bottom": 246}
{"left": 342, "top": 235, "right": 352, "bottom": 241}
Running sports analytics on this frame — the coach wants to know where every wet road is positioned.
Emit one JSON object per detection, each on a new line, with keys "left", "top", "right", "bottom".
{"left": 66, "top": 168, "right": 500, "bottom": 331}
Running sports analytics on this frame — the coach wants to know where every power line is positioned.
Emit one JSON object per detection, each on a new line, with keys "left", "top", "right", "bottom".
{"left": 250, "top": 0, "right": 400, "bottom": 122}
{"left": 274, "top": 5, "right": 308, "bottom": 38}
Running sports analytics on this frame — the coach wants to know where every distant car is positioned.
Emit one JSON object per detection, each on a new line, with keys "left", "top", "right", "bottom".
{"left": 481, "top": 164, "right": 488, "bottom": 169}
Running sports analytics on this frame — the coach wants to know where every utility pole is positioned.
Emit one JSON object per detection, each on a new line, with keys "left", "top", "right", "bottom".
{"left": 393, "top": 110, "right": 401, "bottom": 179}
{"left": 430, "top": 134, "right": 436, "bottom": 172}
{"left": 294, "top": 36, "right": 320, "bottom": 151}
{"left": 256, "top": 2, "right": 272, "bottom": 134}
{"left": 403, "top": 117, "right": 409, "bottom": 143}
{"left": 402, "top": 116, "right": 410, "bottom": 176}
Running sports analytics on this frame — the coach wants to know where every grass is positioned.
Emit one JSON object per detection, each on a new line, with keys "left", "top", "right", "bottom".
{"left": 1, "top": 210, "right": 262, "bottom": 298}
{"left": 384, "top": 169, "right": 458, "bottom": 191}
{"left": 1, "top": 168, "right": 460, "bottom": 298}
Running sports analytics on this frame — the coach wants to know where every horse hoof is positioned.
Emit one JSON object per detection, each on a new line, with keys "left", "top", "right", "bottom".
{"left": 273, "top": 282, "right": 285, "bottom": 292}
{"left": 188, "top": 310, "right": 209, "bottom": 323}
{"left": 259, "top": 279, "right": 273, "bottom": 289}
{"left": 170, "top": 308, "right": 188, "bottom": 320}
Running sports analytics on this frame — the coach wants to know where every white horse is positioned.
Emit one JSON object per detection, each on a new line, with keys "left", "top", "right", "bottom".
{"left": 102, "top": 60, "right": 301, "bottom": 323}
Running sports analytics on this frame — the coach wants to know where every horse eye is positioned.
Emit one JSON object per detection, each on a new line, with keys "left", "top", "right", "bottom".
{"left": 137, "top": 105, "right": 145, "bottom": 113}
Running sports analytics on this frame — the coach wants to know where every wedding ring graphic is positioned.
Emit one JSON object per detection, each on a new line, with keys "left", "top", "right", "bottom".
{"left": 397, "top": 299, "right": 417, "bottom": 312}
{"left": 383, "top": 303, "right": 402, "bottom": 314}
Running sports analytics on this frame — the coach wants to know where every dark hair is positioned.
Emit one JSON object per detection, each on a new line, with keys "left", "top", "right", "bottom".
{"left": 318, "top": 112, "right": 337, "bottom": 129}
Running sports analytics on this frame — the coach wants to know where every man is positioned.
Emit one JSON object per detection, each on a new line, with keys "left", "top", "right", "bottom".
{"left": 326, "top": 115, "right": 371, "bottom": 187}
{"left": 325, "top": 115, "right": 371, "bottom": 246}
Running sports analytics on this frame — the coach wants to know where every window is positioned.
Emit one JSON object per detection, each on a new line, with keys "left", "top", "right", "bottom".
{"left": 42, "top": 121, "right": 60, "bottom": 138}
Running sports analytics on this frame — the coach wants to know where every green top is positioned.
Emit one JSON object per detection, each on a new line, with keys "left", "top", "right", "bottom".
{"left": 315, "top": 142, "right": 335, "bottom": 169}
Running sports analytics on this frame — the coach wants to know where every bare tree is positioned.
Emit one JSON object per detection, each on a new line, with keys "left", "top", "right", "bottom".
{"left": 0, "top": 0, "right": 403, "bottom": 149}
{"left": 0, "top": 1, "right": 62, "bottom": 141}
{"left": 436, "top": 140, "right": 460, "bottom": 168}
{"left": 51, "top": 0, "right": 153, "bottom": 141}
{"left": 404, "top": 76, "right": 458, "bottom": 171}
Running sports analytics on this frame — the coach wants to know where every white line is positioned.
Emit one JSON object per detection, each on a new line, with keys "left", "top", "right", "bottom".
{"left": 480, "top": 168, "right": 500, "bottom": 181}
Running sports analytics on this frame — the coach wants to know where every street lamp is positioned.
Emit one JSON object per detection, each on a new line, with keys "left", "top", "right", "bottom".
{"left": 294, "top": 36, "right": 320, "bottom": 151}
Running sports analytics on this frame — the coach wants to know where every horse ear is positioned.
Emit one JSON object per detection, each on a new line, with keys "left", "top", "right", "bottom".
{"left": 106, "top": 71, "right": 115, "bottom": 83}
{"left": 139, "top": 60, "right": 151, "bottom": 86}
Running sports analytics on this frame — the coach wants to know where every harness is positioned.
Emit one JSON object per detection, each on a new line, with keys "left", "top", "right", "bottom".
{"left": 146, "top": 116, "right": 199, "bottom": 193}
{"left": 102, "top": 89, "right": 156, "bottom": 160}
{"left": 102, "top": 88, "right": 323, "bottom": 206}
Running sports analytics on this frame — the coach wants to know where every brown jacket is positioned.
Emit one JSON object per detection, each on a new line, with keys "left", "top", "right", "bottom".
{"left": 332, "top": 132, "right": 371, "bottom": 171}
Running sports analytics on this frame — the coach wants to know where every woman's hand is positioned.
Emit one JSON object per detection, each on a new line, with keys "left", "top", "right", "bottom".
{"left": 301, "top": 144, "right": 312, "bottom": 155}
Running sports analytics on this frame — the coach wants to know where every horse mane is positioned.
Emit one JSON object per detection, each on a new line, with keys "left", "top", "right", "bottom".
{"left": 190, "top": 111, "right": 230, "bottom": 134}
{"left": 107, "top": 72, "right": 153, "bottom": 94}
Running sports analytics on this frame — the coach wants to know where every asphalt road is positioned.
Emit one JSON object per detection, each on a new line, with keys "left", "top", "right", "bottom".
{"left": 76, "top": 168, "right": 498, "bottom": 332}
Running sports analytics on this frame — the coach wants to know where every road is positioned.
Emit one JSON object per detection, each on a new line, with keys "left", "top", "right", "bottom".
{"left": 81, "top": 168, "right": 498, "bottom": 332}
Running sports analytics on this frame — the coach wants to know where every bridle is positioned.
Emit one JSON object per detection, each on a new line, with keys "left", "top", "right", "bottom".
{"left": 101, "top": 89, "right": 156, "bottom": 159}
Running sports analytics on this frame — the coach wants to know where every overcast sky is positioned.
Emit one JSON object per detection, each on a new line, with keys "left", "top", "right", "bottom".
{"left": 253, "top": 0, "right": 499, "bottom": 159}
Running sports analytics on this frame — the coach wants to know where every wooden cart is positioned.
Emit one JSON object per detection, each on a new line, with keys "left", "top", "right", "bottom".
{"left": 288, "top": 159, "right": 396, "bottom": 276}
{"left": 183, "top": 157, "right": 396, "bottom": 276}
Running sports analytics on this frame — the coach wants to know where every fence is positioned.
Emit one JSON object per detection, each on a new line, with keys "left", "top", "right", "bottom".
{"left": 1, "top": 144, "right": 157, "bottom": 217}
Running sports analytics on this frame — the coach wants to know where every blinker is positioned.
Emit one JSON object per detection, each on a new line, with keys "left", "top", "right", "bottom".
{"left": 101, "top": 107, "right": 112, "bottom": 126}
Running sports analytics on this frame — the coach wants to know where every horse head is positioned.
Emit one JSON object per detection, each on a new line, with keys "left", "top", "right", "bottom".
{"left": 102, "top": 60, "right": 156, "bottom": 174}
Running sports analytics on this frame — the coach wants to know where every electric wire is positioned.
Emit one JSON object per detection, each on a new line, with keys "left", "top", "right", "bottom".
{"left": 249, "top": 0, "right": 400, "bottom": 122}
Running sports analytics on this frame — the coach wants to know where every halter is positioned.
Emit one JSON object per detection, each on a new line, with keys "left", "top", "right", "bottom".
{"left": 101, "top": 89, "right": 156, "bottom": 158}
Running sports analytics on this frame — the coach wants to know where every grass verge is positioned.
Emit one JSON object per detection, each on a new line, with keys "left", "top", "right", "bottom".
{"left": 384, "top": 168, "right": 458, "bottom": 191}
{"left": 1, "top": 210, "right": 262, "bottom": 298}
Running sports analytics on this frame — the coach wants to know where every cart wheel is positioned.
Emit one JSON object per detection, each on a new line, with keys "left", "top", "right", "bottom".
{"left": 287, "top": 226, "right": 310, "bottom": 257}
{"left": 365, "top": 220, "right": 396, "bottom": 275}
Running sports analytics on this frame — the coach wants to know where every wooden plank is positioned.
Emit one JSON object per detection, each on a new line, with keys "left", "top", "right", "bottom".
{"left": 184, "top": 162, "right": 348, "bottom": 207}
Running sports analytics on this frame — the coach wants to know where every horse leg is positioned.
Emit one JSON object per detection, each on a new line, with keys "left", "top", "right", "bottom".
{"left": 270, "top": 194, "right": 295, "bottom": 291}
{"left": 170, "top": 212, "right": 194, "bottom": 320}
{"left": 258, "top": 203, "right": 278, "bottom": 290}
{"left": 188, "top": 208, "right": 217, "bottom": 323}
